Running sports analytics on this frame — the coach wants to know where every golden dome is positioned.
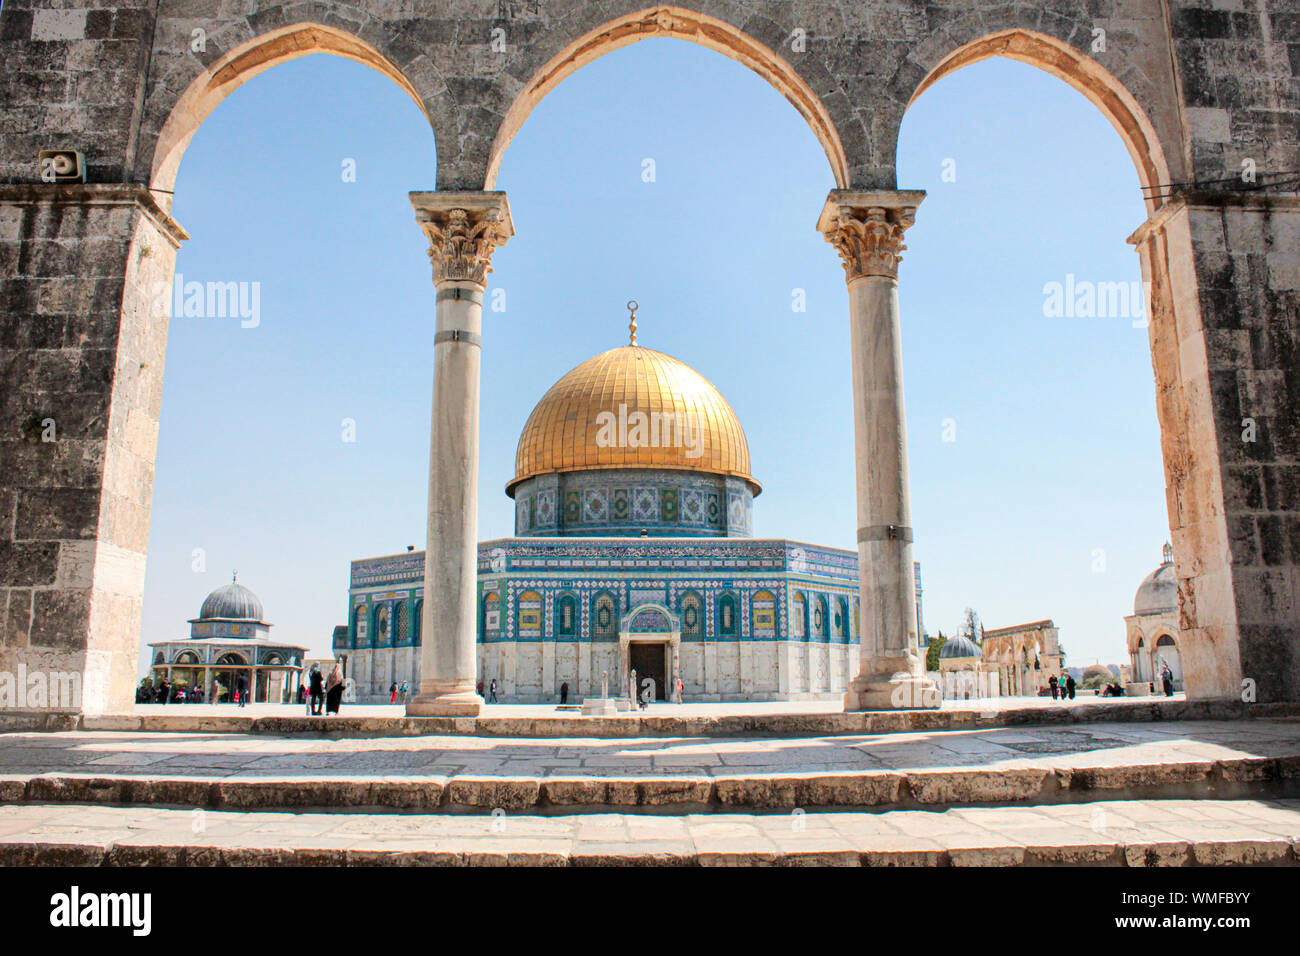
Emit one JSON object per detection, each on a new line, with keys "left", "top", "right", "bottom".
{"left": 508, "top": 345, "right": 760, "bottom": 496}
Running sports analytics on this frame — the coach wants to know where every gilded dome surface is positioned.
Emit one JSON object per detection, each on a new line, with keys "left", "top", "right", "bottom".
{"left": 508, "top": 345, "right": 759, "bottom": 496}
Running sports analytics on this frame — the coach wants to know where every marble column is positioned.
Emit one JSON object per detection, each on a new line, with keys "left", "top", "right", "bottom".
{"left": 407, "top": 192, "right": 514, "bottom": 716}
{"left": 818, "top": 190, "right": 939, "bottom": 711}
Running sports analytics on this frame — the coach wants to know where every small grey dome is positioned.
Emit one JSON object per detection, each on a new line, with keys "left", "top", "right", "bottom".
{"left": 199, "top": 578, "right": 264, "bottom": 621}
{"left": 1134, "top": 544, "right": 1177, "bottom": 616}
{"left": 940, "top": 634, "right": 982, "bottom": 659}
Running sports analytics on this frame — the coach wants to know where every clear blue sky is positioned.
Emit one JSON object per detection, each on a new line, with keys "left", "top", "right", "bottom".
{"left": 140, "top": 39, "right": 1166, "bottom": 672}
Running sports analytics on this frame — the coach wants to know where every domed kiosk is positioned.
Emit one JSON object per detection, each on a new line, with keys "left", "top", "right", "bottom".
{"left": 147, "top": 574, "right": 307, "bottom": 703}
{"left": 1124, "top": 544, "right": 1182, "bottom": 694}
{"left": 343, "top": 307, "right": 923, "bottom": 704}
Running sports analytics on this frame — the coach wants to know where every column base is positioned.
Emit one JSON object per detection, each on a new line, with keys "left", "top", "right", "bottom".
{"left": 406, "top": 686, "right": 483, "bottom": 717}
{"left": 843, "top": 670, "right": 940, "bottom": 712}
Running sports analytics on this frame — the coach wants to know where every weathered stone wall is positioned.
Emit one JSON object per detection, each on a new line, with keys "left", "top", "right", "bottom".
{"left": 1, "top": 0, "right": 1296, "bottom": 708}
{"left": 0, "top": 184, "right": 184, "bottom": 714}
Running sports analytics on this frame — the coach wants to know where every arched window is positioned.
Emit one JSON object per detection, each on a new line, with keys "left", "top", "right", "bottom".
{"left": 518, "top": 590, "right": 543, "bottom": 639}
{"left": 752, "top": 590, "right": 776, "bottom": 638}
{"left": 593, "top": 592, "right": 617, "bottom": 641}
{"left": 1155, "top": 634, "right": 1176, "bottom": 648}
{"left": 373, "top": 605, "right": 391, "bottom": 647}
{"left": 215, "top": 652, "right": 246, "bottom": 666}
{"left": 174, "top": 651, "right": 199, "bottom": 665}
{"left": 413, "top": 599, "right": 423, "bottom": 646}
{"left": 836, "top": 597, "right": 850, "bottom": 640}
{"left": 556, "top": 593, "right": 578, "bottom": 638}
{"left": 680, "top": 591, "right": 704, "bottom": 638}
{"left": 352, "top": 605, "right": 367, "bottom": 649}
{"left": 717, "top": 592, "right": 738, "bottom": 637}
{"left": 393, "top": 601, "right": 409, "bottom": 646}
{"left": 792, "top": 592, "right": 807, "bottom": 639}
{"left": 481, "top": 592, "right": 501, "bottom": 638}
{"left": 813, "top": 595, "right": 828, "bottom": 638}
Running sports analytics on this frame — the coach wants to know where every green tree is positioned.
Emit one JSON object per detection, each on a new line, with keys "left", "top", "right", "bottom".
{"left": 926, "top": 630, "right": 948, "bottom": 671}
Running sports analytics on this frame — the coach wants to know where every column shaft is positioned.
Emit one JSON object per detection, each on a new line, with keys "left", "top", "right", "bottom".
{"left": 407, "top": 192, "right": 512, "bottom": 717}
{"left": 819, "top": 189, "right": 939, "bottom": 711}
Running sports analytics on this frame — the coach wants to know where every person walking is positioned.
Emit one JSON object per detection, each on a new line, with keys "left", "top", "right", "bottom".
{"left": 237, "top": 675, "right": 248, "bottom": 708}
{"left": 674, "top": 676, "right": 684, "bottom": 704}
{"left": 389, "top": 681, "right": 397, "bottom": 704}
{"left": 309, "top": 666, "right": 324, "bottom": 716}
{"left": 400, "top": 681, "right": 408, "bottom": 704}
{"left": 1065, "top": 673, "right": 1076, "bottom": 700}
{"left": 325, "top": 662, "right": 345, "bottom": 715}
{"left": 488, "top": 678, "right": 499, "bottom": 703}
{"left": 1161, "top": 662, "right": 1174, "bottom": 697}
{"left": 1048, "top": 674, "right": 1059, "bottom": 700}
{"left": 560, "top": 681, "right": 569, "bottom": 705}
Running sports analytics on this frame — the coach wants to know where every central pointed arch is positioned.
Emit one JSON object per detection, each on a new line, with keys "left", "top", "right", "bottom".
{"left": 485, "top": 5, "right": 849, "bottom": 189}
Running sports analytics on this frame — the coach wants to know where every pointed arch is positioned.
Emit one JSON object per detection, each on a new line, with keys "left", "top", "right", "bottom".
{"left": 485, "top": 5, "right": 848, "bottom": 189}
{"left": 151, "top": 22, "right": 439, "bottom": 196}
{"left": 906, "top": 29, "right": 1171, "bottom": 209}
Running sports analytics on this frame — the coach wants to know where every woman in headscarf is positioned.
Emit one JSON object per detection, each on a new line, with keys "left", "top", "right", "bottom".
{"left": 325, "top": 661, "right": 345, "bottom": 716}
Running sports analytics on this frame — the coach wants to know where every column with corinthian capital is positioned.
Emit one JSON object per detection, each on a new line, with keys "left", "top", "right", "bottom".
{"left": 818, "top": 190, "right": 939, "bottom": 711}
{"left": 407, "top": 192, "right": 513, "bottom": 716}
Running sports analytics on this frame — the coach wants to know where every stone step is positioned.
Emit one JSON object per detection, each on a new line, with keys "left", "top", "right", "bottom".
{"left": 7, "top": 698, "right": 1295, "bottom": 738}
{"left": 2, "top": 798, "right": 1297, "bottom": 866}
{"left": 6, "top": 751, "right": 1299, "bottom": 812}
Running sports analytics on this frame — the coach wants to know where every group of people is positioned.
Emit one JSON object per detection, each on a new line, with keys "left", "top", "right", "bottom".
{"left": 302, "top": 662, "right": 345, "bottom": 716}
{"left": 388, "top": 681, "right": 408, "bottom": 704}
{"left": 1048, "top": 673, "right": 1076, "bottom": 700}
{"left": 475, "top": 679, "right": 500, "bottom": 702}
{"left": 138, "top": 676, "right": 253, "bottom": 704}
{"left": 138, "top": 679, "right": 207, "bottom": 704}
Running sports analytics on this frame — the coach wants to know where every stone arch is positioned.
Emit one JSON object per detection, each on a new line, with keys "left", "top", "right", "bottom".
{"left": 149, "top": 21, "right": 443, "bottom": 196}
{"left": 483, "top": 5, "right": 849, "bottom": 189}
{"left": 898, "top": 28, "right": 1173, "bottom": 208}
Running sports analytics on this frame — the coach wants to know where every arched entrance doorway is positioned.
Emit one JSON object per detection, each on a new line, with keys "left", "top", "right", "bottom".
{"left": 620, "top": 604, "right": 681, "bottom": 702}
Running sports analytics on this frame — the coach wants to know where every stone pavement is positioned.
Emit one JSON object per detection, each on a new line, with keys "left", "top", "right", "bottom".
{"left": 2, "top": 798, "right": 1297, "bottom": 866}
{"left": 1, "top": 718, "right": 1298, "bottom": 810}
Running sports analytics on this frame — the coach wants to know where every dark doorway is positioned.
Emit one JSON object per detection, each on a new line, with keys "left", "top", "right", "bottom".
{"left": 629, "top": 643, "right": 667, "bottom": 701}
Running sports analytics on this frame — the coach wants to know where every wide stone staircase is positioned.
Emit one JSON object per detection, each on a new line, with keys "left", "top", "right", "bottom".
{"left": 3, "top": 707, "right": 1300, "bottom": 866}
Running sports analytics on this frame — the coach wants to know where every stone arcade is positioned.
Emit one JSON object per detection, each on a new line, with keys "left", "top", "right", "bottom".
{"left": 0, "top": 1, "right": 1296, "bottom": 716}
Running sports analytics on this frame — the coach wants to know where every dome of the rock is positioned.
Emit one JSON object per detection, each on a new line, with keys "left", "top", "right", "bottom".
{"left": 508, "top": 344, "right": 759, "bottom": 497}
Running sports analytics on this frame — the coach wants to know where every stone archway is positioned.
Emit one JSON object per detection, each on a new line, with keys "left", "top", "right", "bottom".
{"left": 892, "top": 26, "right": 1252, "bottom": 703}
{"left": 483, "top": 5, "right": 850, "bottom": 190}
{"left": 907, "top": 29, "right": 1172, "bottom": 205}
{"left": 149, "top": 22, "right": 438, "bottom": 199}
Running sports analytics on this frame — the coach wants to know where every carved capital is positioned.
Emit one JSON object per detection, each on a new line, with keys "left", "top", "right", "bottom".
{"left": 410, "top": 191, "right": 514, "bottom": 288}
{"left": 817, "top": 189, "right": 925, "bottom": 281}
